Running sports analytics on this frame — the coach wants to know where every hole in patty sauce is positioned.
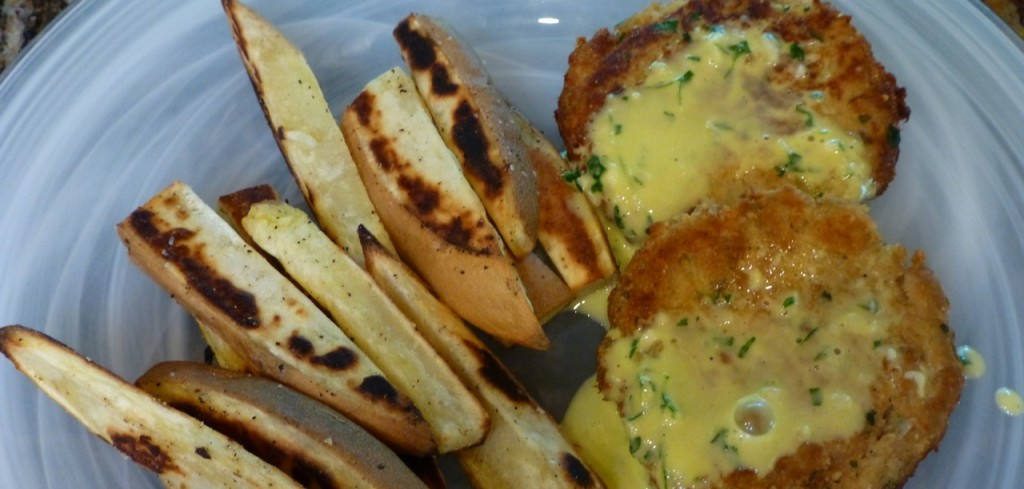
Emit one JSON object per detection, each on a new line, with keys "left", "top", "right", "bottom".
{"left": 734, "top": 398, "right": 775, "bottom": 436}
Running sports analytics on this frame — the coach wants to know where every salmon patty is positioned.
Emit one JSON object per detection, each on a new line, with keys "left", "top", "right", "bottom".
{"left": 556, "top": 0, "right": 909, "bottom": 264}
{"left": 597, "top": 187, "right": 962, "bottom": 488}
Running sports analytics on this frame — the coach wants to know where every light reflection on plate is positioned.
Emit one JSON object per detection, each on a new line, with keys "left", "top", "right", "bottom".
{"left": 0, "top": 1, "right": 1022, "bottom": 487}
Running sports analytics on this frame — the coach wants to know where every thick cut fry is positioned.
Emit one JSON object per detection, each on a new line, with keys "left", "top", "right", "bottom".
{"left": 137, "top": 362, "right": 428, "bottom": 489}
{"left": 359, "top": 229, "right": 603, "bottom": 489}
{"left": 222, "top": 0, "right": 393, "bottom": 265}
{"left": 0, "top": 325, "right": 301, "bottom": 488}
{"left": 341, "top": 67, "right": 547, "bottom": 350}
{"left": 116, "top": 181, "right": 434, "bottom": 455}
{"left": 395, "top": 14, "right": 539, "bottom": 259}
{"left": 514, "top": 113, "right": 617, "bottom": 294}
{"left": 237, "top": 197, "right": 489, "bottom": 453}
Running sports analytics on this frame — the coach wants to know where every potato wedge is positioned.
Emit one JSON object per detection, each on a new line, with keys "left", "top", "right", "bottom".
{"left": 0, "top": 325, "right": 301, "bottom": 488}
{"left": 514, "top": 112, "right": 617, "bottom": 294}
{"left": 341, "top": 67, "right": 547, "bottom": 350}
{"left": 136, "top": 361, "right": 427, "bottom": 489}
{"left": 359, "top": 229, "right": 603, "bottom": 489}
{"left": 236, "top": 196, "right": 489, "bottom": 453}
{"left": 394, "top": 14, "right": 539, "bottom": 259}
{"left": 222, "top": 0, "right": 393, "bottom": 265}
{"left": 116, "top": 181, "right": 434, "bottom": 455}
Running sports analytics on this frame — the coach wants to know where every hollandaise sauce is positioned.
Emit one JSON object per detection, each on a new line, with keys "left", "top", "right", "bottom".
{"left": 574, "top": 25, "right": 873, "bottom": 265}
{"left": 573, "top": 286, "right": 894, "bottom": 488}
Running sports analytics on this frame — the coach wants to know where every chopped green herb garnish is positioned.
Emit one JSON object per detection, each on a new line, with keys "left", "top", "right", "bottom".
{"left": 796, "top": 104, "right": 814, "bottom": 127}
{"left": 738, "top": 337, "right": 756, "bottom": 358}
{"left": 677, "top": 317, "right": 689, "bottom": 327}
{"left": 654, "top": 18, "right": 679, "bottom": 33}
{"left": 887, "top": 125, "right": 901, "bottom": 148}
{"left": 728, "top": 40, "right": 751, "bottom": 57}
{"left": 705, "top": 289, "right": 732, "bottom": 304}
{"left": 821, "top": 290, "right": 833, "bottom": 301}
{"left": 814, "top": 349, "right": 830, "bottom": 361}
{"left": 676, "top": 70, "right": 694, "bottom": 103}
{"left": 710, "top": 428, "right": 727, "bottom": 444}
{"left": 797, "top": 327, "right": 819, "bottom": 344}
{"left": 710, "top": 428, "right": 738, "bottom": 453}
{"left": 661, "top": 391, "right": 679, "bottom": 414}
{"left": 687, "top": 54, "right": 702, "bottom": 61}
{"left": 629, "top": 337, "right": 640, "bottom": 358}
{"left": 711, "top": 121, "right": 734, "bottom": 131}
{"left": 776, "top": 152, "right": 803, "bottom": 176}
{"left": 586, "top": 155, "right": 606, "bottom": 192}
{"left": 561, "top": 168, "right": 582, "bottom": 191}
{"left": 714, "top": 336, "right": 735, "bottom": 347}
{"left": 809, "top": 387, "right": 823, "bottom": 406}
{"left": 783, "top": 296, "right": 796, "bottom": 308}
{"left": 663, "top": 110, "right": 676, "bottom": 118}
{"left": 629, "top": 436, "right": 642, "bottom": 454}
{"left": 637, "top": 373, "right": 656, "bottom": 391}
{"left": 789, "top": 42, "right": 805, "bottom": 61}
{"left": 614, "top": 123, "right": 623, "bottom": 135}
{"left": 873, "top": 339, "right": 883, "bottom": 349}
{"left": 613, "top": 205, "right": 625, "bottom": 230}
{"left": 958, "top": 351, "right": 972, "bottom": 366}
{"left": 724, "top": 40, "right": 752, "bottom": 77}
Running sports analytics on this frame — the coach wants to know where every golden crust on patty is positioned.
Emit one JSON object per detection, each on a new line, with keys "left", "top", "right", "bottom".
{"left": 557, "top": 0, "right": 910, "bottom": 197}
{"left": 600, "top": 187, "right": 962, "bottom": 488}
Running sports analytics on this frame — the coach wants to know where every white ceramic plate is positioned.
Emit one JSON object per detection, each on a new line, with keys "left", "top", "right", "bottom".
{"left": 1, "top": 1, "right": 1022, "bottom": 487}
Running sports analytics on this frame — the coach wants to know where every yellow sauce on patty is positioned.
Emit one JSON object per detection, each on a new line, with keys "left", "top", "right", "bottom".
{"left": 576, "top": 285, "right": 895, "bottom": 488}
{"left": 576, "top": 25, "right": 873, "bottom": 265}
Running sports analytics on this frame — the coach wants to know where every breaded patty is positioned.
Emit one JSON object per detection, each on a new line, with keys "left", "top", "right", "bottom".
{"left": 556, "top": 0, "right": 910, "bottom": 263}
{"left": 597, "top": 187, "right": 962, "bottom": 488}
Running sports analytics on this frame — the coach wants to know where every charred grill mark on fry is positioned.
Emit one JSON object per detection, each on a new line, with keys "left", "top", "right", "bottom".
{"left": 368, "top": 137, "right": 400, "bottom": 173}
{"left": 170, "top": 400, "right": 336, "bottom": 489}
{"left": 128, "top": 210, "right": 261, "bottom": 329}
{"left": 397, "top": 174, "right": 441, "bottom": 215}
{"left": 287, "top": 333, "right": 314, "bottom": 356}
{"left": 109, "top": 433, "right": 180, "bottom": 475}
{"left": 366, "top": 132, "right": 496, "bottom": 255}
{"left": 430, "top": 64, "right": 458, "bottom": 96}
{"left": 287, "top": 332, "right": 359, "bottom": 371}
{"left": 393, "top": 18, "right": 436, "bottom": 71}
{"left": 218, "top": 184, "right": 278, "bottom": 228}
{"left": 358, "top": 375, "right": 424, "bottom": 421}
{"left": 358, "top": 375, "right": 401, "bottom": 404}
{"left": 451, "top": 101, "right": 504, "bottom": 198}
{"left": 351, "top": 90, "right": 376, "bottom": 126}
{"left": 466, "top": 340, "right": 531, "bottom": 404}
{"left": 561, "top": 452, "right": 596, "bottom": 487}
{"left": 311, "top": 347, "right": 359, "bottom": 370}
